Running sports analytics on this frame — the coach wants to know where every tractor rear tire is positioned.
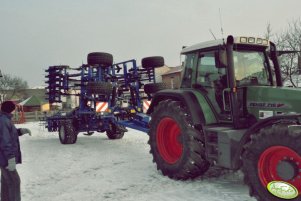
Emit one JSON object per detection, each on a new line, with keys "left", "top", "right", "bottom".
{"left": 242, "top": 123, "right": 301, "bottom": 201}
{"left": 87, "top": 81, "right": 113, "bottom": 96}
{"left": 148, "top": 99, "right": 210, "bottom": 180}
{"left": 58, "top": 119, "right": 78, "bottom": 144}
{"left": 106, "top": 123, "right": 125, "bottom": 140}
{"left": 142, "top": 56, "right": 164, "bottom": 68}
{"left": 144, "top": 82, "right": 169, "bottom": 94}
{"left": 87, "top": 52, "right": 113, "bottom": 67}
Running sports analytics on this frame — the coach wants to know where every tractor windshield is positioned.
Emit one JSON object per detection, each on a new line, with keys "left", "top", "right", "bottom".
{"left": 233, "top": 50, "right": 271, "bottom": 86}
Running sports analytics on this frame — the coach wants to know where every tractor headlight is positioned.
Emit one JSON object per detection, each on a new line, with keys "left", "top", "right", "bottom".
{"left": 240, "top": 37, "right": 248, "bottom": 43}
{"left": 237, "top": 36, "right": 269, "bottom": 46}
{"left": 262, "top": 39, "right": 269, "bottom": 45}
{"left": 248, "top": 37, "right": 256, "bottom": 43}
{"left": 256, "top": 38, "right": 263, "bottom": 44}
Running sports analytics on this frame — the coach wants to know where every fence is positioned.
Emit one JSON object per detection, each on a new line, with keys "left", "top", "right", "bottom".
{"left": 24, "top": 111, "right": 47, "bottom": 122}
{"left": 14, "top": 111, "right": 60, "bottom": 123}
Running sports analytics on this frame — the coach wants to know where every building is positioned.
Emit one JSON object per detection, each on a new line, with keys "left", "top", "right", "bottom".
{"left": 19, "top": 95, "right": 44, "bottom": 112}
{"left": 1, "top": 88, "right": 47, "bottom": 103}
{"left": 161, "top": 66, "right": 183, "bottom": 89}
{"left": 154, "top": 65, "right": 171, "bottom": 82}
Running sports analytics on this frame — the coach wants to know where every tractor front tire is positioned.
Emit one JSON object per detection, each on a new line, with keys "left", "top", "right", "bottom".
{"left": 106, "top": 123, "right": 126, "bottom": 140}
{"left": 148, "top": 99, "right": 210, "bottom": 180}
{"left": 59, "top": 119, "right": 78, "bottom": 144}
{"left": 144, "top": 82, "right": 169, "bottom": 94}
{"left": 242, "top": 123, "right": 301, "bottom": 201}
{"left": 87, "top": 52, "right": 113, "bottom": 67}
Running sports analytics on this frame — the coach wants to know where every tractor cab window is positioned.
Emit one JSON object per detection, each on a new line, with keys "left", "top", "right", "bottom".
{"left": 269, "top": 58, "right": 276, "bottom": 85}
{"left": 197, "top": 53, "right": 226, "bottom": 88}
{"left": 233, "top": 50, "right": 270, "bottom": 86}
{"left": 196, "top": 52, "right": 227, "bottom": 114}
{"left": 181, "top": 53, "right": 196, "bottom": 88}
{"left": 197, "top": 54, "right": 217, "bottom": 86}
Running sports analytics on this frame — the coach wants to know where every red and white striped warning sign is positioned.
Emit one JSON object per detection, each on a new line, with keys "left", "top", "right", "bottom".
{"left": 143, "top": 100, "right": 151, "bottom": 113}
{"left": 96, "top": 102, "right": 108, "bottom": 112}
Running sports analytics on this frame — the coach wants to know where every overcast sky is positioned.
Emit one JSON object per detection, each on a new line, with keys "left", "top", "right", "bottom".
{"left": 1, "top": 0, "right": 300, "bottom": 87}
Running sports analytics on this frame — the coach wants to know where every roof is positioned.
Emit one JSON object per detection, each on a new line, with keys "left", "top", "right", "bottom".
{"left": 162, "top": 66, "right": 183, "bottom": 76}
{"left": 181, "top": 39, "right": 225, "bottom": 54}
{"left": 2, "top": 88, "right": 47, "bottom": 104}
{"left": 19, "top": 95, "right": 42, "bottom": 106}
{"left": 154, "top": 65, "right": 171, "bottom": 82}
{"left": 181, "top": 36, "right": 270, "bottom": 54}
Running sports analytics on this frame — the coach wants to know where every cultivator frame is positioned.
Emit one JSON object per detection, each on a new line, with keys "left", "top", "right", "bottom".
{"left": 45, "top": 52, "right": 166, "bottom": 143}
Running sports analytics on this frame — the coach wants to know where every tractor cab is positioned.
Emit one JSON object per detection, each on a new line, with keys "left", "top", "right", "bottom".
{"left": 181, "top": 35, "right": 281, "bottom": 128}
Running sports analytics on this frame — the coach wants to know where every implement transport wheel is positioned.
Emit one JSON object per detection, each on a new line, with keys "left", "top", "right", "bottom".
{"left": 242, "top": 123, "right": 301, "bottom": 201}
{"left": 87, "top": 52, "right": 113, "bottom": 67}
{"left": 144, "top": 82, "right": 169, "bottom": 94}
{"left": 59, "top": 119, "right": 78, "bottom": 144}
{"left": 148, "top": 99, "right": 210, "bottom": 180}
{"left": 87, "top": 81, "right": 113, "bottom": 96}
{"left": 106, "top": 123, "right": 126, "bottom": 140}
{"left": 141, "top": 56, "right": 164, "bottom": 68}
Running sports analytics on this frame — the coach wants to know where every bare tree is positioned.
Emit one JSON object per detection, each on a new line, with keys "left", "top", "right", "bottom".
{"left": 268, "top": 19, "right": 301, "bottom": 87}
{"left": 0, "top": 73, "right": 28, "bottom": 102}
{"left": 264, "top": 22, "right": 273, "bottom": 40}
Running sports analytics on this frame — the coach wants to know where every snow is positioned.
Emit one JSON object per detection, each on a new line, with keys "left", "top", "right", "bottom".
{"left": 14, "top": 122, "right": 255, "bottom": 201}
{"left": 30, "top": 86, "right": 46, "bottom": 89}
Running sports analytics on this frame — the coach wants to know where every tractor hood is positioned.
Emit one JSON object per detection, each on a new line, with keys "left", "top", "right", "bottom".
{"left": 246, "top": 86, "right": 301, "bottom": 120}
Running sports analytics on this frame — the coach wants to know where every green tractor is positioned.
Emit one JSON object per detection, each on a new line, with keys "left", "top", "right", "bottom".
{"left": 147, "top": 35, "right": 301, "bottom": 200}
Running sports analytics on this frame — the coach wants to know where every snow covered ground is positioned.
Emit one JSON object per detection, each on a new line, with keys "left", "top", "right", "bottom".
{"left": 14, "top": 122, "right": 255, "bottom": 201}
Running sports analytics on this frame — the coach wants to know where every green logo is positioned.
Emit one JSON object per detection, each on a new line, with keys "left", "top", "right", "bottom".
{"left": 267, "top": 181, "right": 298, "bottom": 199}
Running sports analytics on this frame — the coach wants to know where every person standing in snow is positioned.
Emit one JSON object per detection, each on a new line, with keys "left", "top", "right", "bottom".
{"left": 0, "top": 101, "right": 31, "bottom": 201}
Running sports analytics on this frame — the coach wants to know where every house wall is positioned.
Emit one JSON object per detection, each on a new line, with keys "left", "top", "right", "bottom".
{"left": 154, "top": 66, "right": 171, "bottom": 82}
{"left": 162, "top": 72, "right": 182, "bottom": 89}
{"left": 41, "top": 103, "right": 50, "bottom": 111}
{"left": 23, "top": 106, "right": 41, "bottom": 112}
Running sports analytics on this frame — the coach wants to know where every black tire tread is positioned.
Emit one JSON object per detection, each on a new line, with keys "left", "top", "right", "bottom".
{"left": 87, "top": 81, "right": 113, "bottom": 95}
{"left": 242, "top": 122, "right": 301, "bottom": 201}
{"left": 144, "top": 82, "right": 169, "bottom": 94}
{"left": 106, "top": 123, "right": 125, "bottom": 140}
{"left": 142, "top": 56, "right": 164, "bottom": 69}
{"left": 87, "top": 52, "right": 113, "bottom": 67}
{"left": 148, "top": 99, "right": 210, "bottom": 180}
{"left": 59, "top": 119, "right": 78, "bottom": 144}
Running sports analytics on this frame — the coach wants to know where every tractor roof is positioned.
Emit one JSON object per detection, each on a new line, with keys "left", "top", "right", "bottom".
{"left": 181, "top": 36, "right": 269, "bottom": 54}
{"left": 181, "top": 39, "right": 225, "bottom": 54}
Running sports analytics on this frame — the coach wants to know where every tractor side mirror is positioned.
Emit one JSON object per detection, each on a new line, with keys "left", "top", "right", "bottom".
{"left": 215, "top": 50, "right": 227, "bottom": 68}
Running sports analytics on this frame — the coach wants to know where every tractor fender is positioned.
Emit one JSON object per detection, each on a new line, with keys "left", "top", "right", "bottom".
{"left": 232, "top": 114, "right": 301, "bottom": 170}
{"left": 147, "top": 89, "right": 206, "bottom": 125}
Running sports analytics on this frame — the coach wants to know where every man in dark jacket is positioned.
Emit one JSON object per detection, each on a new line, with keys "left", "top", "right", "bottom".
{"left": 0, "top": 101, "right": 31, "bottom": 201}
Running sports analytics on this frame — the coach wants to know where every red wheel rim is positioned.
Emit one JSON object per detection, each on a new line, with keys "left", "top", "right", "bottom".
{"left": 156, "top": 117, "right": 183, "bottom": 164}
{"left": 258, "top": 146, "right": 301, "bottom": 193}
